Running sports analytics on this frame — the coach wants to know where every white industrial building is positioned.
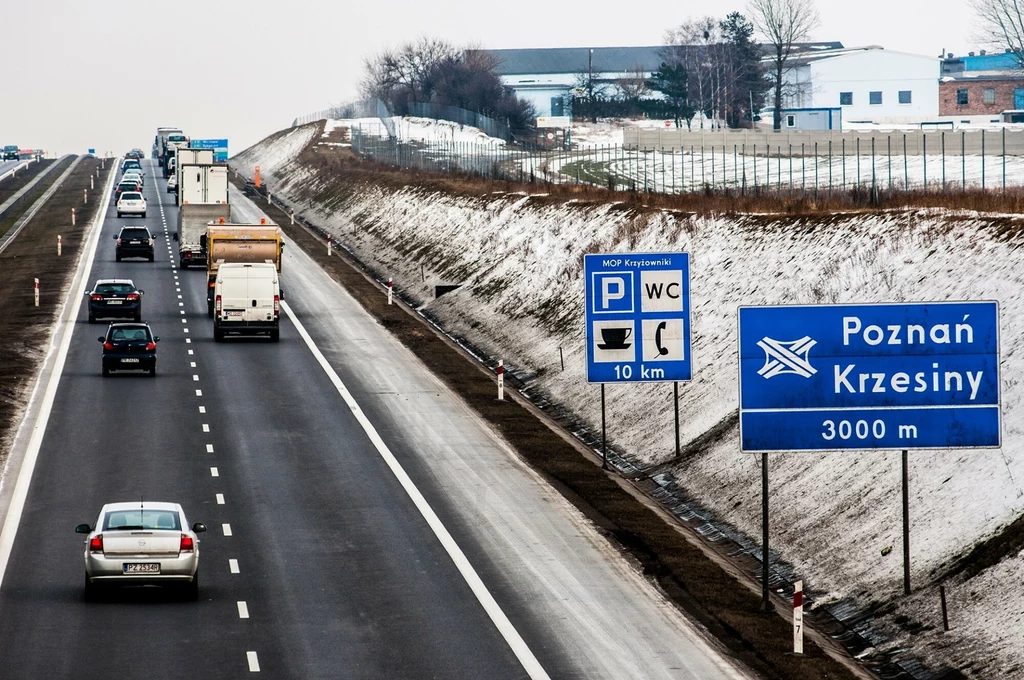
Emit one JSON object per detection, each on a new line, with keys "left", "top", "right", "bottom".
{"left": 771, "top": 47, "right": 939, "bottom": 127}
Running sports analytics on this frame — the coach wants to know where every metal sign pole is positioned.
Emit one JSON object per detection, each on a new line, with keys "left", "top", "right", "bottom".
{"left": 674, "top": 381, "right": 680, "bottom": 459}
{"left": 601, "top": 385, "right": 608, "bottom": 470}
{"left": 762, "top": 451, "right": 771, "bottom": 612}
{"left": 903, "top": 449, "right": 911, "bottom": 595}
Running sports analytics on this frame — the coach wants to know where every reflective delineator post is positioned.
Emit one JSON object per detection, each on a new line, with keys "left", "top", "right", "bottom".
{"left": 290, "top": 209, "right": 295, "bottom": 225}
{"left": 793, "top": 580, "right": 804, "bottom": 654}
{"left": 387, "top": 277, "right": 393, "bottom": 305}
{"left": 90, "top": 175, "right": 94, "bottom": 190}
{"left": 34, "top": 279, "right": 39, "bottom": 307}
{"left": 57, "top": 235, "right": 62, "bottom": 257}
{"left": 497, "top": 360, "right": 505, "bottom": 400}
{"left": 327, "top": 235, "right": 332, "bottom": 257}
{"left": 71, "top": 208, "right": 76, "bottom": 226}
{"left": 83, "top": 189, "right": 87, "bottom": 205}
{"left": 267, "top": 191, "right": 272, "bottom": 205}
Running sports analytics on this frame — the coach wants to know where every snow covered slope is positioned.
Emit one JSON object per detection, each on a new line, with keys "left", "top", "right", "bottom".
{"left": 236, "top": 125, "right": 1024, "bottom": 678}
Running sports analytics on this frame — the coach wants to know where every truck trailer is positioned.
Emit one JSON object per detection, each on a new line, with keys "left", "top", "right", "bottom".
{"left": 175, "top": 164, "right": 229, "bottom": 268}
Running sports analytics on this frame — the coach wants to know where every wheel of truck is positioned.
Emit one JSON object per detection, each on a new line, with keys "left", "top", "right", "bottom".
{"left": 207, "top": 304, "right": 214, "bottom": 319}
{"left": 142, "top": 212, "right": 146, "bottom": 218}
{"left": 180, "top": 260, "right": 188, "bottom": 269}
{"left": 270, "top": 329, "right": 280, "bottom": 342}
{"left": 214, "top": 327, "right": 224, "bottom": 342}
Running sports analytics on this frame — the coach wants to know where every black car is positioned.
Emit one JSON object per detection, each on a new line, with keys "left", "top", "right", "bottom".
{"left": 98, "top": 323, "right": 159, "bottom": 376}
{"left": 87, "top": 279, "right": 144, "bottom": 323}
{"left": 113, "top": 180, "right": 142, "bottom": 202}
{"left": 114, "top": 226, "right": 156, "bottom": 262}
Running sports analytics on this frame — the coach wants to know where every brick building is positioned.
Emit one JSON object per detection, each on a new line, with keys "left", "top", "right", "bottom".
{"left": 939, "top": 76, "right": 1024, "bottom": 116}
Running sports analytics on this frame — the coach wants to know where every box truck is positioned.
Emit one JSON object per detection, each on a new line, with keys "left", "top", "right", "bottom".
{"left": 171, "top": 147, "right": 215, "bottom": 180}
{"left": 177, "top": 163, "right": 228, "bottom": 207}
{"left": 213, "top": 263, "right": 280, "bottom": 342}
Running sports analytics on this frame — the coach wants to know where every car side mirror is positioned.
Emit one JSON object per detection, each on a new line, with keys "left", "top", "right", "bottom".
{"left": 112, "top": 234, "right": 118, "bottom": 239}
{"left": 154, "top": 337, "right": 160, "bottom": 342}
{"left": 97, "top": 337, "right": 105, "bottom": 342}
{"left": 75, "top": 524, "right": 91, "bottom": 534}
{"left": 138, "top": 290, "right": 144, "bottom": 295}
{"left": 192, "top": 523, "right": 207, "bottom": 533}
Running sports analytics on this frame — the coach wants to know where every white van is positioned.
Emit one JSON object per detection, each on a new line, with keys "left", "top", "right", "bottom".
{"left": 213, "top": 262, "right": 280, "bottom": 342}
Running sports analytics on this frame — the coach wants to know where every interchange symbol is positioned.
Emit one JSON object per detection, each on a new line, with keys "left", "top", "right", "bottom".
{"left": 757, "top": 336, "right": 817, "bottom": 379}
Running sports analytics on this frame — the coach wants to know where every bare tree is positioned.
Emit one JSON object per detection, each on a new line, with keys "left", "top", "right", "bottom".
{"left": 664, "top": 18, "right": 733, "bottom": 128}
{"left": 747, "top": 0, "right": 820, "bottom": 129}
{"left": 360, "top": 37, "right": 460, "bottom": 113}
{"left": 615, "top": 65, "right": 651, "bottom": 101}
{"left": 971, "top": 0, "right": 1024, "bottom": 66}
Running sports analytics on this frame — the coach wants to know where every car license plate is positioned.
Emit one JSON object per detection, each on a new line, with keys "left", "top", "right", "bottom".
{"left": 130, "top": 240, "right": 141, "bottom": 244}
{"left": 107, "top": 300, "right": 122, "bottom": 305}
{"left": 121, "top": 358, "right": 140, "bottom": 363}
{"left": 227, "top": 311, "right": 242, "bottom": 319}
{"left": 123, "top": 563, "right": 159, "bottom": 574}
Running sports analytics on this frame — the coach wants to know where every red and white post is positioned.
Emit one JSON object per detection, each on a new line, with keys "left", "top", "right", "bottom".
{"left": 327, "top": 234, "right": 332, "bottom": 257}
{"left": 57, "top": 235, "right": 62, "bottom": 257}
{"left": 793, "top": 580, "right": 804, "bottom": 655}
{"left": 497, "top": 360, "right": 504, "bottom": 400}
{"left": 387, "top": 277, "right": 393, "bottom": 305}
{"left": 83, "top": 189, "right": 87, "bottom": 205}
{"left": 90, "top": 175, "right": 94, "bottom": 190}
{"left": 290, "top": 209, "right": 295, "bottom": 225}
{"left": 33, "top": 278, "right": 39, "bottom": 307}
{"left": 71, "top": 208, "right": 76, "bottom": 226}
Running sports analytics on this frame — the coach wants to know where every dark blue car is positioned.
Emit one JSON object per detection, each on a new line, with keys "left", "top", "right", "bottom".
{"left": 87, "top": 279, "right": 143, "bottom": 323}
{"left": 99, "top": 323, "right": 159, "bottom": 376}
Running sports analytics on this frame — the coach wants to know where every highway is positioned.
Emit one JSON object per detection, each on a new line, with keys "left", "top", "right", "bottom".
{"left": 0, "top": 159, "right": 748, "bottom": 679}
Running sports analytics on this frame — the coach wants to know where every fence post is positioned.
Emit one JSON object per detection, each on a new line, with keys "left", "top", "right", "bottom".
{"left": 981, "top": 129, "right": 986, "bottom": 190}
{"left": 733, "top": 144, "right": 738, "bottom": 189}
{"left": 842, "top": 138, "right": 846, "bottom": 190}
{"left": 753, "top": 144, "right": 757, "bottom": 191}
{"left": 962, "top": 130, "right": 966, "bottom": 192}
{"left": 856, "top": 137, "right": 861, "bottom": 190}
{"left": 888, "top": 135, "right": 892, "bottom": 190}
{"left": 741, "top": 143, "right": 746, "bottom": 195}
{"left": 941, "top": 132, "right": 946, "bottom": 191}
{"left": 828, "top": 140, "right": 833, "bottom": 192}
{"left": 923, "top": 134, "right": 928, "bottom": 190}
{"left": 1003, "top": 128, "right": 1007, "bottom": 193}
{"left": 814, "top": 141, "right": 819, "bottom": 199}
{"left": 904, "top": 134, "right": 909, "bottom": 189}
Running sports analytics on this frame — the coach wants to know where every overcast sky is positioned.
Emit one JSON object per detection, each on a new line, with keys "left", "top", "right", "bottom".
{"left": 0, "top": 0, "right": 982, "bottom": 157}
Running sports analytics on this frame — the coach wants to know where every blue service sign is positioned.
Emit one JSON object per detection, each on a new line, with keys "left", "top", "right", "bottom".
{"left": 87, "top": 148, "right": 95, "bottom": 155}
{"left": 191, "top": 138, "right": 228, "bottom": 162}
{"left": 738, "top": 302, "right": 1000, "bottom": 452}
{"left": 585, "top": 252, "right": 691, "bottom": 383}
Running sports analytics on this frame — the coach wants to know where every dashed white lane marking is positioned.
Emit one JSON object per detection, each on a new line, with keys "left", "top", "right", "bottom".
{"left": 222, "top": 523, "right": 232, "bottom": 536}
{"left": 181, "top": 318, "right": 187, "bottom": 324}
{"left": 206, "top": 444, "right": 214, "bottom": 453}
{"left": 195, "top": 389, "right": 202, "bottom": 396}
{"left": 202, "top": 423, "right": 210, "bottom": 432}
{"left": 229, "top": 558, "right": 239, "bottom": 573}
{"left": 216, "top": 493, "right": 225, "bottom": 504}
{"left": 237, "top": 601, "right": 249, "bottom": 619}
{"left": 198, "top": 405, "right": 205, "bottom": 413}
{"left": 191, "top": 362, "right": 197, "bottom": 368}
{"left": 246, "top": 651, "right": 260, "bottom": 672}
{"left": 210, "top": 467, "right": 219, "bottom": 477}
{"left": 192, "top": 375, "right": 199, "bottom": 381}
{"left": 186, "top": 339, "right": 191, "bottom": 344}
{"left": 180, "top": 310, "right": 185, "bottom": 315}
{"left": 188, "top": 349, "right": 194, "bottom": 355}
{"left": 284, "top": 301, "right": 552, "bottom": 680}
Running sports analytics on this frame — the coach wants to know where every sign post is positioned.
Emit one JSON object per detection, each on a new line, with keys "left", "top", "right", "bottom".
{"left": 793, "top": 580, "right": 804, "bottom": 654}
{"left": 739, "top": 301, "right": 1001, "bottom": 596}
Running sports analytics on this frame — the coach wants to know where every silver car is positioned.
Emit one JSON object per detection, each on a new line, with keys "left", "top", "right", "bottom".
{"left": 76, "top": 501, "right": 206, "bottom": 601}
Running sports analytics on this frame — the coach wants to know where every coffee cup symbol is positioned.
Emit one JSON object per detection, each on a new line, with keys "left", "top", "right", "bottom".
{"left": 599, "top": 326, "right": 632, "bottom": 350}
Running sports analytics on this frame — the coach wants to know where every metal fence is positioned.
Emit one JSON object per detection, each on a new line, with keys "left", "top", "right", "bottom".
{"left": 408, "top": 102, "right": 512, "bottom": 142}
{"left": 351, "top": 125, "right": 1024, "bottom": 194}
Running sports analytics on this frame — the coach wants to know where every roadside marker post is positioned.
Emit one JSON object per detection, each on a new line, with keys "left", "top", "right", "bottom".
{"left": 57, "top": 235, "right": 61, "bottom": 257}
{"left": 739, "top": 301, "right": 1001, "bottom": 600}
{"left": 327, "top": 234, "right": 332, "bottom": 257}
{"left": 90, "top": 175, "right": 94, "bottom": 190}
{"left": 793, "top": 580, "right": 804, "bottom": 654}
{"left": 497, "top": 360, "right": 504, "bottom": 401}
{"left": 387, "top": 278, "right": 393, "bottom": 305}
{"left": 71, "top": 209, "right": 75, "bottom": 226}
{"left": 33, "top": 279, "right": 39, "bottom": 307}
{"left": 290, "top": 209, "right": 295, "bottom": 225}
{"left": 83, "top": 189, "right": 87, "bottom": 205}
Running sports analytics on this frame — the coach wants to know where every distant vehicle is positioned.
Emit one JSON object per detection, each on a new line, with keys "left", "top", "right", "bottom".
{"left": 76, "top": 500, "right": 205, "bottom": 600}
{"left": 155, "top": 127, "right": 183, "bottom": 168}
{"left": 86, "top": 279, "right": 143, "bottom": 323}
{"left": 96, "top": 322, "right": 160, "bottom": 376}
{"left": 166, "top": 174, "right": 177, "bottom": 193}
{"left": 165, "top": 155, "right": 176, "bottom": 179}
{"left": 213, "top": 262, "right": 281, "bottom": 342}
{"left": 113, "top": 180, "right": 142, "bottom": 203}
{"left": 120, "top": 158, "right": 143, "bottom": 175}
{"left": 121, "top": 170, "right": 144, "bottom": 187}
{"left": 2, "top": 145, "right": 18, "bottom": 160}
{"left": 114, "top": 225, "right": 156, "bottom": 261}
{"left": 116, "top": 191, "right": 147, "bottom": 218}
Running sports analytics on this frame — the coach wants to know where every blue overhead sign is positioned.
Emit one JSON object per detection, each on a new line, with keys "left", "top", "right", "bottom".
{"left": 191, "top": 138, "right": 228, "bottom": 162}
{"left": 585, "top": 252, "right": 691, "bottom": 383}
{"left": 738, "top": 302, "right": 1000, "bottom": 452}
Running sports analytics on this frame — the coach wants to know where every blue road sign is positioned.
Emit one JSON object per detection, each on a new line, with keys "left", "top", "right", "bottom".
{"left": 585, "top": 252, "right": 691, "bottom": 383}
{"left": 191, "top": 138, "right": 228, "bottom": 163}
{"left": 738, "top": 302, "right": 1000, "bottom": 452}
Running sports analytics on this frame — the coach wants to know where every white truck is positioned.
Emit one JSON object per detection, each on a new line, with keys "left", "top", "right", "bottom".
{"left": 173, "top": 165, "right": 229, "bottom": 269}
{"left": 172, "top": 148, "right": 214, "bottom": 181}
{"left": 213, "top": 262, "right": 281, "bottom": 342}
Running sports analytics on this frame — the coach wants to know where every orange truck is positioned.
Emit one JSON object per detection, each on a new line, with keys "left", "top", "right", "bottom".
{"left": 204, "top": 223, "right": 284, "bottom": 317}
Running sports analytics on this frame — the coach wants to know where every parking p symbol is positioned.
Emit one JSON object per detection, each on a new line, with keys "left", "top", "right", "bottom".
{"left": 592, "top": 272, "right": 634, "bottom": 313}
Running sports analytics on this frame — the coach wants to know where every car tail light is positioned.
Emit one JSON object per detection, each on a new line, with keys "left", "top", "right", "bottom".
{"left": 89, "top": 535, "right": 103, "bottom": 553}
{"left": 103, "top": 342, "right": 113, "bottom": 350}
{"left": 126, "top": 294, "right": 139, "bottom": 301}
{"left": 208, "top": 281, "right": 215, "bottom": 289}
{"left": 273, "top": 295, "right": 280, "bottom": 317}
{"left": 145, "top": 341, "right": 156, "bottom": 351}
{"left": 185, "top": 253, "right": 191, "bottom": 258}
{"left": 179, "top": 534, "right": 194, "bottom": 553}
{"left": 90, "top": 294, "right": 103, "bottom": 301}
{"left": 215, "top": 294, "right": 222, "bottom": 314}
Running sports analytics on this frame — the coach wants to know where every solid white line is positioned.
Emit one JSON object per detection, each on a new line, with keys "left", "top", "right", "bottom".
{"left": 229, "top": 558, "right": 240, "bottom": 573}
{"left": 246, "top": 651, "right": 260, "bottom": 672}
{"left": 210, "top": 467, "right": 219, "bottom": 477}
{"left": 216, "top": 493, "right": 225, "bottom": 504}
{"left": 282, "top": 300, "right": 550, "bottom": 680}
{"left": 206, "top": 444, "right": 214, "bottom": 453}
{"left": 222, "top": 523, "right": 232, "bottom": 536}
{"left": 237, "top": 601, "right": 249, "bottom": 618}
{"left": 0, "top": 157, "right": 118, "bottom": 593}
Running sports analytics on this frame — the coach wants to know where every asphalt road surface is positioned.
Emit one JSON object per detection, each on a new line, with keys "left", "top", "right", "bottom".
{"left": 0, "top": 159, "right": 748, "bottom": 679}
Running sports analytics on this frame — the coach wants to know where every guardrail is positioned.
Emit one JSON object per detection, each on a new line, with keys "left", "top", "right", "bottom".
{"left": 0, "top": 156, "right": 82, "bottom": 255}
{"left": 0, "top": 157, "right": 38, "bottom": 183}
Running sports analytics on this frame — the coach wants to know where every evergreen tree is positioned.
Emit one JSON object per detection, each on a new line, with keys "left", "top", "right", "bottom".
{"left": 648, "top": 62, "right": 697, "bottom": 128}
{"left": 720, "top": 12, "right": 770, "bottom": 127}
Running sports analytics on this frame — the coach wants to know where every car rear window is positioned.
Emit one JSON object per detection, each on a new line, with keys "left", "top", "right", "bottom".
{"left": 108, "top": 326, "right": 152, "bottom": 342}
{"left": 120, "top": 193, "right": 142, "bottom": 201}
{"left": 95, "top": 284, "right": 134, "bottom": 294}
{"left": 121, "top": 229, "right": 150, "bottom": 238}
{"left": 103, "top": 509, "right": 179, "bottom": 531}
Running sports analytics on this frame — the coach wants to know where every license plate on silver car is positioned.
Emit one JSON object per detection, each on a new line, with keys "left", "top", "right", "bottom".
{"left": 123, "top": 563, "right": 159, "bottom": 574}
{"left": 121, "top": 358, "right": 140, "bottom": 363}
